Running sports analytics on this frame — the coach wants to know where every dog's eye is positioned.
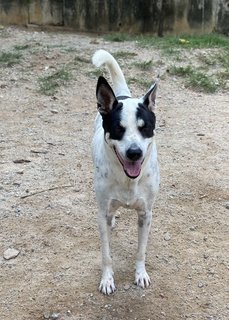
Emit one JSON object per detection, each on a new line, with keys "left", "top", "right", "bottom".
{"left": 112, "top": 124, "right": 125, "bottom": 140}
{"left": 138, "top": 124, "right": 154, "bottom": 138}
{"left": 115, "top": 124, "right": 125, "bottom": 135}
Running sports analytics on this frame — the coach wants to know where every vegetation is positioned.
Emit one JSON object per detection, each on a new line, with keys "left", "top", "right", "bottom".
{"left": 38, "top": 67, "right": 72, "bottom": 95}
{"left": 0, "top": 51, "right": 22, "bottom": 66}
{"left": 104, "top": 32, "right": 229, "bottom": 48}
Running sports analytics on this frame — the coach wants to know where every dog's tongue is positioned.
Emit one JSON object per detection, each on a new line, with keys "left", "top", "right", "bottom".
{"left": 123, "top": 160, "right": 142, "bottom": 178}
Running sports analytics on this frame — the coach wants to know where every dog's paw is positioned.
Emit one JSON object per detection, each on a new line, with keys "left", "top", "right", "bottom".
{"left": 134, "top": 269, "right": 151, "bottom": 288}
{"left": 99, "top": 272, "right": 116, "bottom": 295}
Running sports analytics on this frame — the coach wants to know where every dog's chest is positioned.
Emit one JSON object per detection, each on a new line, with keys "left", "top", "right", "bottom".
{"left": 109, "top": 180, "right": 149, "bottom": 210}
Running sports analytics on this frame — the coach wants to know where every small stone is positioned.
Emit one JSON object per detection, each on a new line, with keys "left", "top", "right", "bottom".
{"left": 43, "top": 312, "right": 50, "bottom": 319}
{"left": 124, "top": 284, "right": 130, "bottom": 290}
{"left": 225, "top": 202, "right": 229, "bottom": 209}
{"left": 164, "top": 233, "right": 171, "bottom": 241}
{"left": 50, "top": 109, "right": 58, "bottom": 114}
{"left": 50, "top": 313, "right": 60, "bottom": 320}
{"left": 3, "top": 248, "right": 20, "bottom": 260}
{"left": 198, "top": 282, "right": 204, "bottom": 288}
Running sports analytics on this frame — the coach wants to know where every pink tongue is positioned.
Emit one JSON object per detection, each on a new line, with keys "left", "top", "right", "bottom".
{"left": 123, "top": 160, "right": 142, "bottom": 177}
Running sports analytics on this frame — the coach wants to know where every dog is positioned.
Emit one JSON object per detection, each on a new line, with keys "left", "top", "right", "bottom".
{"left": 91, "top": 49, "right": 160, "bottom": 294}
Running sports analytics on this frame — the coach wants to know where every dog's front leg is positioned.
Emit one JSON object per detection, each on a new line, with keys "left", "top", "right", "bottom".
{"left": 97, "top": 209, "right": 116, "bottom": 294}
{"left": 135, "top": 210, "right": 152, "bottom": 288}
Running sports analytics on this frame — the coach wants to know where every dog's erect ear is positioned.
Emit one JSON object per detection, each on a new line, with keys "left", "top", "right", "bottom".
{"left": 143, "top": 82, "right": 157, "bottom": 112}
{"left": 96, "top": 76, "right": 118, "bottom": 114}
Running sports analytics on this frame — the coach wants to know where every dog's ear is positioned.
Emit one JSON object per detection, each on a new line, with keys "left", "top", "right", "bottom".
{"left": 96, "top": 76, "right": 118, "bottom": 114}
{"left": 143, "top": 82, "right": 157, "bottom": 112}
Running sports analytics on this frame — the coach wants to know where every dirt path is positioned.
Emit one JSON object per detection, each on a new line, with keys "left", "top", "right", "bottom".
{"left": 0, "top": 27, "right": 228, "bottom": 320}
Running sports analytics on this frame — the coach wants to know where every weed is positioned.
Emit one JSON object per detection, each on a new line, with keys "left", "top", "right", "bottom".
{"left": 198, "top": 49, "right": 229, "bottom": 68}
{"left": 133, "top": 60, "right": 153, "bottom": 70}
{"left": 113, "top": 51, "right": 137, "bottom": 59}
{"left": 187, "top": 71, "right": 219, "bottom": 93}
{"left": 170, "top": 65, "right": 194, "bottom": 76}
{"left": 169, "top": 65, "right": 219, "bottom": 92}
{"left": 74, "top": 55, "right": 90, "bottom": 64}
{"left": 0, "top": 51, "right": 22, "bottom": 66}
{"left": 104, "top": 32, "right": 229, "bottom": 49}
{"left": 14, "top": 44, "right": 30, "bottom": 50}
{"left": 161, "top": 47, "right": 183, "bottom": 61}
{"left": 38, "top": 67, "right": 72, "bottom": 95}
{"left": 128, "top": 77, "right": 153, "bottom": 89}
{"left": 137, "top": 33, "right": 229, "bottom": 49}
{"left": 87, "top": 68, "right": 109, "bottom": 79}
{"left": 63, "top": 47, "right": 76, "bottom": 53}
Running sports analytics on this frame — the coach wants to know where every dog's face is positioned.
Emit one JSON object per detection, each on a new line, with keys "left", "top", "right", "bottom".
{"left": 96, "top": 76, "right": 157, "bottom": 179}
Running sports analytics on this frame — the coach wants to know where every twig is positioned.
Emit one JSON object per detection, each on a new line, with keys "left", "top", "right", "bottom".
{"left": 199, "top": 194, "right": 208, "bottom": 199}
{"left": 20, "top": 184, "right": 73, "bottom": 199}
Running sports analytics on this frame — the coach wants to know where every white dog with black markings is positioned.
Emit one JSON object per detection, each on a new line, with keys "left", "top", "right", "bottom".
{"left": 92, "top": 49, "right": 160, "bottom": 294}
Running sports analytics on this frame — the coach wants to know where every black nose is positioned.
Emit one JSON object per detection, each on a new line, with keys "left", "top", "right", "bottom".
{"left": 126, "top": 146, "right": 143, "bottom": 161}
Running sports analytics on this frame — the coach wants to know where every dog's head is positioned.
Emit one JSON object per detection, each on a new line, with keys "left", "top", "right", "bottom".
{"left": 96, "top": 76, "right": 157, "bottom": 179}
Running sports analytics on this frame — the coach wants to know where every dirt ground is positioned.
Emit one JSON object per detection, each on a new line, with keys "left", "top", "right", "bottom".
{"left": 0, "top": 27, "right": 228, "bottom": 320}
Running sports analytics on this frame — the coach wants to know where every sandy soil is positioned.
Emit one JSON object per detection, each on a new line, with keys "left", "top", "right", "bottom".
{"left": 0, "top": 27, "right": 228, "bottom": 320}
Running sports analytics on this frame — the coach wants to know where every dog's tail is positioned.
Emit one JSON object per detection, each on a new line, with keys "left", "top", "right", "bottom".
{"left": 92, "top": 49, "right": 131, "bottom": 97}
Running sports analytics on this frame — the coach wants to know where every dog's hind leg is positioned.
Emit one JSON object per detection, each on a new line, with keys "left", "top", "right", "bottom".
{"left": 135, "top": 210, "right": 152, "bottom": 288}
{"left": 97, "top": 209, "right": 116, "bottom": 294}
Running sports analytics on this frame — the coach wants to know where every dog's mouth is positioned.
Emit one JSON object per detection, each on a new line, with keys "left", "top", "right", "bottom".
{"left": 114, "top": 148, "right": 143, "bottom": 179}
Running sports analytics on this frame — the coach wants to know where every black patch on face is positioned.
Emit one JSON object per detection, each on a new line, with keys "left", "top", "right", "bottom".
{"left": 136, "top": 103, "right": 156, "bottom": 138}
{"left": 101, "top": 102, "right": 125, "bottom": 140}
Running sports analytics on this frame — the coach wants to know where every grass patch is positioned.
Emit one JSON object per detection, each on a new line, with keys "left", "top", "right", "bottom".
{"left": 198, "top": 50, "right": 229, "bottom": 68}
{"left": 104, "top": 32, "right": 229, "bottom": 50}
{"left": 38, "top": 67, "right": 72, "bottom": 95}
{"left": 187, "top": 71, "right": 219, "bottom": 93}
{"left": 0, "top": 51, "right": 22, "bottom": 66}
{"left": 14, "top": 44, "right": 30, "bottom": 51}
{"left": 137, "top": 33, "right": 229, "bottom": 49}
{"left": 63, "top": 47, "right": 76, "bottom": 53}
{"left": 128, "top": 77, "right": 153, "bottom": 89}
{"left": 170, "top": 65, "right": 194, "bottom": 76}
{"left": 74, "top": 55, "right": 90, "bottom": 64}
{"left": 133, "top": 59, "right": 153, "bottom": 70}
{"left": 170, "top": 65, "right": 219, "bottom": 92}
{"left": 113, "top": 51, "right": 137, "bottom": 59}
{"left": 87, "top": 68, "right": 109, "bottom": 79}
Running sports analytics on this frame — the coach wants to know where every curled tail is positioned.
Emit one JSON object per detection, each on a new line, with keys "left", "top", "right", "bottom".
{"left": 92, "top": 49, "right": 131, "bottom": 97}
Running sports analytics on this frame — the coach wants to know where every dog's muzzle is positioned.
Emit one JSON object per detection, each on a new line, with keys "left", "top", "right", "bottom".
{"left": 114, "top": 146, "right": 143, "bottom": 179}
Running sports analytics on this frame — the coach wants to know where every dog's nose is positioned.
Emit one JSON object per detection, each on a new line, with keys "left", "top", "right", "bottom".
{"left": 126, "top": 146, "right": 143, "bottom": 161}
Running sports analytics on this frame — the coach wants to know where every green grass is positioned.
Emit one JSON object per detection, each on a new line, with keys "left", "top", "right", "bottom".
{"left": 187, "top": 71, "right": 219, "bottom": 93}
{"left": 14, "top": 44, "right": 30, "bottom": 51}
{"left": 87, "top": 68, "right": 109, "bottom": 79}
{"left": 170, "top": 65, "right": 194, "bottom": 76}
{"left": 198, "top": 50, "right": 229, "bottom": 68}
{"left": 113, "top": 51, "right": 137, "bottom": 59}
{"left": 133, "top": 59, "right": 153, "bottom": 70}
{"left": 38, "top": 67, "right": 72, "bottom": 95}
{"left": 104, "top": 32, "right": 229, "bottom": 49}
{"left": 127, "top": 77, "right": 153, "bottom": 90}
{"left": 137, "top": 34, "right": 229, "bottom": 49}
{"left": 74, "top": 55, "right": 90, "bottom": 64}
{"left": 170, "top": 65, "right": 219, "bottom": 92}
{"left": 0, "top": 51, "right": 22, "bottom": 66}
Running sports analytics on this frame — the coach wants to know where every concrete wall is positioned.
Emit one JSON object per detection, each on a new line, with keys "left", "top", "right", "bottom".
{"left": 0, "top": 0, "right": 228, "bottom": 35}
